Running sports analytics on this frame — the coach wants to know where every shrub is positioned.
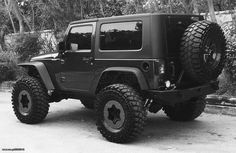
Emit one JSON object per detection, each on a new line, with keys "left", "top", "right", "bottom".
{"left": 0, "top": 63, "right": 16, "bottom": 83}
{"left": 218, "top": 21, "right": 236, "bottom": 96}
{"left": 13, "top": 34, "right": 41, "bottom": 62}
{"left": 38, "top": 30, "right": 58, "bottom": 54}
{"left": 0, "top": 51, "right": 19, "bottom": 83}
{"left": 216, "top": 69, "right": 236, "bottom": 96}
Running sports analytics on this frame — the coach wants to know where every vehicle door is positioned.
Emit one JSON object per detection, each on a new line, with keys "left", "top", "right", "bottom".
{"left": 57, "top": 22, "right": 96, "bottom": 92}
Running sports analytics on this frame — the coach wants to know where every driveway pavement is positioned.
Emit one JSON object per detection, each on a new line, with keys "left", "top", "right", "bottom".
{"left": 0, "top": 92, "right": 236, "bottom": 153}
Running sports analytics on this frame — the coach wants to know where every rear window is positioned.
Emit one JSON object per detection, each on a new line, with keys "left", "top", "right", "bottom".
{"left": 100, "top": 21, "right": 142, "bottom": 51}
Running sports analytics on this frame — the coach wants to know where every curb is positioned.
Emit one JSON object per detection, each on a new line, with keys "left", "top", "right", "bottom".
{"left": 206, "top": 95, "right": 236, "bottom": 106}
{"left": 205, "top": 95, "right": 236, "bottom": 116}
{"left": 205, "top": 104, "right": 236, "bottom": 116}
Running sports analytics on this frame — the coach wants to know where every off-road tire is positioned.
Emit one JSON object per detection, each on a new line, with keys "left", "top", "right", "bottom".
{"left": 12, "top": 76, "right": 50, "bottom": 124}
{"left": 181, "top": 20, "right": 226, "bottom": 84}
{"left": 95, "top": 84, "right": 147, "bottom": 143}
{"left": 80, "top": 98, "right": 94, "bottom": 109}
{"left": 162, "top": 97, "right": 206, "bottom": 121}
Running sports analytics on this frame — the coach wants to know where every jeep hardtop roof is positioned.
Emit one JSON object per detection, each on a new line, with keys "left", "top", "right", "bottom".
{"left": 69, "top": 13, "right": 202, "bottom": 25}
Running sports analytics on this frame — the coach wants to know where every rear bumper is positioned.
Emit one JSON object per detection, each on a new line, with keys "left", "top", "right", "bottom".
{"left": 147, "top": 81, "right": 218, "bottom": 105}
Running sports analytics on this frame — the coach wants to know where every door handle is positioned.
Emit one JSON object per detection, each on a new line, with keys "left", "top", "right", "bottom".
{"left": 82, "top": 57, "right": 93, "bottom": 62}
{"left": 51, "top": 58, "right": 65, "bottom": 64}
{"left": 60, "top": 76, "right": 66, "bottom": 82}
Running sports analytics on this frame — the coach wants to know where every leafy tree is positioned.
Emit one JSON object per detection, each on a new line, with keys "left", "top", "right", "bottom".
{"left": 5, "top": 0, "right": 26, "bottom": 33}
{"left": 0, "top": 2, "right": 8, "bottom": 51}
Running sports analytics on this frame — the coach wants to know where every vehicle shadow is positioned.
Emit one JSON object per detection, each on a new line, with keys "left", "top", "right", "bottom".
{"left": 42, "top": 105, "right": 212, "bottom": 144}
{"left": 136, "top": 112, "right": 211, "bottom": 144}
{"left": 43, "top": 105, "right": 97, "bottom": 128}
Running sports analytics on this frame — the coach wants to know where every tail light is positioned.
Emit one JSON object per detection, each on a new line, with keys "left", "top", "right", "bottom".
{"left": 154, "top": 59, "right": 165, "bottom": 75}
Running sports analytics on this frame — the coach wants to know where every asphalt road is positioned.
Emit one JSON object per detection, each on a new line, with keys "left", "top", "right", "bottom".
{"left": 0, "top": 92, "right": 236, "bottom": 153}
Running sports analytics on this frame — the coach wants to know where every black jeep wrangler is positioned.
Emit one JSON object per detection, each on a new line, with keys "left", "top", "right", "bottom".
{"left": 12, "top": 13, "right": 226, "bottom": 143}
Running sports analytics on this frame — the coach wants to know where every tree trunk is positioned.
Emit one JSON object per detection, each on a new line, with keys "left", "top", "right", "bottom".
{"left": 31, "top": 3, "right": 35, "bottom": 31}
{"left": 22, "top": 15, "right": 32, "bottom": 31}
{"left": 98, "top": 0, "right": 105, "bottom": 17}
{"left": 135, "top": 0, "right": 143, "bottom": 13}
{"left": 80, "top": 0, "right": 83, "bottom": 19}
{"left": 207, "top": 0, "right": 217, "bottom": 23}
{"left": 192, "top": 0, "right": 199, "bottom": 14}
{"left": 4, "top": 0, "right": 16, "bottom": 33}
{"left": 168, "top": 0, "right": 173, "bottom": 13}
{"left": 0, "top": 28, "right": 6, "bottom": 51}
{"left": 232, "top": 8, "right": 236, "bottom": 26}
{"left": 8, "top": 0, "right": 25, "bottom": 33}
{"left": 182, "top": 0, "right": 193, "bottom": 14}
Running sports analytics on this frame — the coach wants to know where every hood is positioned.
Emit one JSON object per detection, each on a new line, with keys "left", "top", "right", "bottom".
{"left": 30, "top": 52, "right": 59, "bottom": 61}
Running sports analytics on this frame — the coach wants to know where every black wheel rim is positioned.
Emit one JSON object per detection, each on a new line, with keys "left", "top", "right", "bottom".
{"left": 103, "top": 100, "right": 125, "bottom": 133}
{"left": 203, "top": 39, "right": 221, "bottom": 69}
{"left": 18, "top": 90, "right": 32, "bottom": 116}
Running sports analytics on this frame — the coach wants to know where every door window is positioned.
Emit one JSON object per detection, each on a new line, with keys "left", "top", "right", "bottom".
{"left": 66, "top": 25, "right": 93, "bottom": 52}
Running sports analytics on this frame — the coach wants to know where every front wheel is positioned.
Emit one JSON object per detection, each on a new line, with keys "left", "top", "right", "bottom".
{"left": 95, "top": 84, "right": 147, "bottom": 143}
{"left": 12, "top": 76, "right": 50, "bottom": 124}
{"left": 162, "top": 97, "right": 206, "bottom": 121}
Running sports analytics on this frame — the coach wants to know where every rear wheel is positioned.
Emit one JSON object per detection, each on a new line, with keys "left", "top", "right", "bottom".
{"left": 12, "top": 76, "right": 50, "bottom": 124}
{"left": 163, "top": 97, "right": 206, "bottom": 121}
{"left": 95, "top": 84, "right": 147, "bottom": 143}
{"left": 181, "top": 20, "right": 226, "bottom": 84}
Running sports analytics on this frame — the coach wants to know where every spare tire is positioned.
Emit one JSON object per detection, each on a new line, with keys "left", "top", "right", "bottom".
{"left": 180, "top": 20, "right": 226, "bottom": 84}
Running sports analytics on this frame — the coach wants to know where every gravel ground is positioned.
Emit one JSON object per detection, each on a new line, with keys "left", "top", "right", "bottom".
{"left": 1, "top": 92, "right": 236, "bottom": 153}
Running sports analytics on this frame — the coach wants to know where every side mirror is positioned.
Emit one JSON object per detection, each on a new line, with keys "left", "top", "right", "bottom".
{"left": 57, "top": 41, "right": 65, "bottom": 54}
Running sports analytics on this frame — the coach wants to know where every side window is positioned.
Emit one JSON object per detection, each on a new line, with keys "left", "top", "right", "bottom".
{"left": 100, "top": 21, "right": 142, "bottom": 51}
{"left": 66, "top": 25, "right": 93, "bottom": 52}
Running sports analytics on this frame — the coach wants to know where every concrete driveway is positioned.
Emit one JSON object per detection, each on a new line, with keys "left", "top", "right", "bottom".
{"left": 0, "top": 92, "right": 236, "bottom": 153}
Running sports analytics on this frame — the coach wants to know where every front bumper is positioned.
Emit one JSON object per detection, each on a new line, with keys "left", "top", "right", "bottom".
{"left": 147, "top": 81, "right": 218, "bottom": 105}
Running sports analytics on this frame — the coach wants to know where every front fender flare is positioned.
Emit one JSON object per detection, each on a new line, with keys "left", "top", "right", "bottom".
{"left": 18, "top": 62, "right": 55, "bottom": 90}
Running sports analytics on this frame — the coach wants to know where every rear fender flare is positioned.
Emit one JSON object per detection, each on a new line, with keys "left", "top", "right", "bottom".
{"left": 93, "top": 67, "right": 149, "bottom": 93}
